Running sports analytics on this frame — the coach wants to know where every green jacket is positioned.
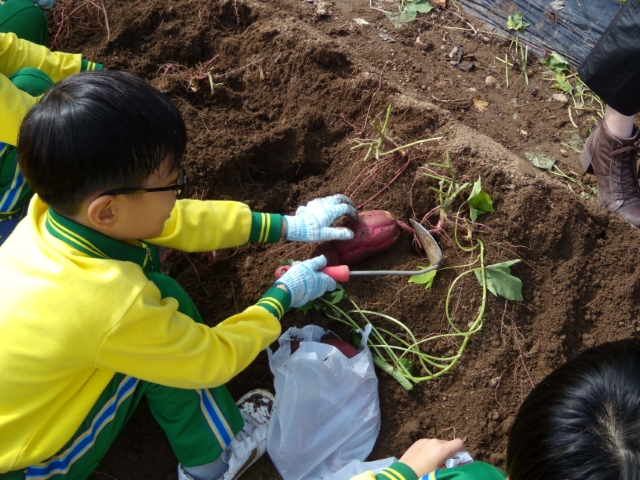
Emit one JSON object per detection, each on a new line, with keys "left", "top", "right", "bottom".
{"left": 350, "top": 461, "right": 507, "bottom": 480}
{"left": 0, "top": 196, "right": 286, "bottom": 472}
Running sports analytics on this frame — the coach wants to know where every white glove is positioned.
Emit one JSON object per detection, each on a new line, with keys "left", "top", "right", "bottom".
{"left": 284, "top": 194, "right": 357, "bottom": 242}
{"left": 274, "top": 256, "right": 337, "bottom": 307}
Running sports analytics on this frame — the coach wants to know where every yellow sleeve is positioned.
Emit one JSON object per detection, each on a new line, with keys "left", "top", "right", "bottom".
{"left": 0, "top": 32, "right": 82, "bottom": 82}
{"left": 148, "top": 199, "right": 253, "bottom": 252}
{"left": 0, "top": 73, "right": 34, "bottom": 145}
{"left": 0, "top": 32, "right": 83, "bottom": 145}
{"left": 95, "top": 280, "right": 282, "bottom": 389}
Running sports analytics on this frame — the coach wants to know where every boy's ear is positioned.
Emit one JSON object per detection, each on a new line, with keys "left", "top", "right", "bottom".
{"left": 86, "top": 195, "right": 118, "bottom": 229}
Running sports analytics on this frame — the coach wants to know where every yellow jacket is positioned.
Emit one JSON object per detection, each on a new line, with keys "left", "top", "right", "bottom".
{"left": 0, "top": 32, "right": 84, "bottom": 146}
{"left": 0, "top": 196, "right": 286, "bottom": 472}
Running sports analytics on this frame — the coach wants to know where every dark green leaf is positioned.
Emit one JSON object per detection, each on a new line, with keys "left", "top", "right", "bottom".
{"left": 385, "top": 9, "right": 417, "bottom": 28}
{"left": 322, "top": 287, "right": 345, "bottom": 305}
{"left": 404, "top": 0, "right": 433, "bottom": 13}
{"left": 474, "top": 260, "right": 523, "bottom": 300}
{"left": 539, "top": 52, "right": 569, "bottom": 73}
{"left": 298, "top": 301, "right": 316, "bottom": 314}
{"left": 525, "top": 150, "right": 556, "bottom": 171}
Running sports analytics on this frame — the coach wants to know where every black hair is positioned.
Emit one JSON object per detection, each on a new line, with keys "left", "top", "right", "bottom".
{"left": 506, "top": 339, "right": 640, "bottom": 480}
{"left": 17, "top": 70, "right": 187, "bottom": 216}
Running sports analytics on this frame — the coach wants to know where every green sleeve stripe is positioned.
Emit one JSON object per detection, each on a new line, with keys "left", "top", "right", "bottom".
{"left": 249, "top": 212, "right": 282, "bottom": 243}
{"left": 257, "top": 298, "right": 284, "bottom": 319}
{"left": 375, "top": 463, "right": 418, "bottom": 480}
{"left": 256, "top": 287, "right": 290, "bottom": 319}
{"left": 80, "top": 59, "right": 104, "bottom": 71}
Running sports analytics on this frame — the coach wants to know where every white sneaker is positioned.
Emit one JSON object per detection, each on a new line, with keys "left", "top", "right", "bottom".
{"left": 220, "top": 389, "right": 274, "bottom": 480}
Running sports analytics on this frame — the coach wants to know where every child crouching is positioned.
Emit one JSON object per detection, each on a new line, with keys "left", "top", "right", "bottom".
{"left": 354, "top": 338, "right": 640, "bottom": 480}
{"left": 0, "top": 70, "right": 356, "bottom": 480}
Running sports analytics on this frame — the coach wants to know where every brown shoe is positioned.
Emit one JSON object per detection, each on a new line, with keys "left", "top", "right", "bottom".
{"left": 580, "top": 122, "right": 640, "bottom": 227}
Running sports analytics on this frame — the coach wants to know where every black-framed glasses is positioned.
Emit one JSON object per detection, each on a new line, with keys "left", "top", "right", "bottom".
{"left": 97, "top": 168, "right": 187, "bottom": 198}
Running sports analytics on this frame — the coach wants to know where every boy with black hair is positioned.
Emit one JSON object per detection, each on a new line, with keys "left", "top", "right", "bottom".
{"left": 0, "top": 0, "right": 102, "bottom": 245}
{"left": 353, "top": 338, "right": 640, "bottom": 480}
{"left": 0, "top": 70, "right": 355, "bottom": 480}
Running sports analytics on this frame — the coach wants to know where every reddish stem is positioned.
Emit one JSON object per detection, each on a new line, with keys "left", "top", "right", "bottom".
{"left": 347, "top": 156, "right": 395, "bottom": 198}
{"left": 395, "top": 220, "right": 415, "bottom": 235}
{"left": 357, "top": 154, "right": 413, "bottom": 209}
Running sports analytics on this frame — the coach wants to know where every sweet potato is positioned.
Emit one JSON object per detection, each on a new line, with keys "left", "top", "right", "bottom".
{"left": 289, "top": 335, "right": 359, "bottom": 358}
{"left": 320, "top": 335, "right": 360, "bottom": 358}
{"left": 312, "top": 210, "right": 401, "bottom": 266}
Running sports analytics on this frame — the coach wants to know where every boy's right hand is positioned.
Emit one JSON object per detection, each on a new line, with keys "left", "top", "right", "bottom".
{"left": 274, "top": 256, "right": 337, "bottom": 308}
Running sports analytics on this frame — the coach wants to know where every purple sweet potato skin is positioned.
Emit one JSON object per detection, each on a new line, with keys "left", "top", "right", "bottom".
{"left": 320, "top": 336, "right": 359, "bottom": 358}
{"left": 310, "top": 242, "right": 343, "bottom": 266}
{"left": 311, "top": 210, "right": 401, "bottom": 266}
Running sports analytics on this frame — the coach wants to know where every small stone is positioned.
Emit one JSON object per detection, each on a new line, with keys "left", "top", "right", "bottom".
{"left": 415, "top": 36, "right": 433, "bottom": 51}
{"left": 491, "top": 409, "right": 501, "bottom": 421}
{"left": 560, "top": 149, "right": 569, "bottom": 156}
{"left": 583, "top": 334, "right": 595, "bottom": 349}
{"left": 485, "top": 75, "right": 497, "bottom": 87}
{"left": 552, "top": 93, "right": 569, "bottom": 103}
{"left": 315, "top": 1, "right": 329, "bottom": 15}
{"left": 489, "top": 377, "right": 499, "bottom": 387}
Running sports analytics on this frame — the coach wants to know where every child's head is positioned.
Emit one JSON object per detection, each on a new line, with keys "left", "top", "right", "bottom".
{"left": 506, "top": 338, "right": 640, "bottom": 480}
{"left": 18, "top": 70, "right": 187, "bottom": 237}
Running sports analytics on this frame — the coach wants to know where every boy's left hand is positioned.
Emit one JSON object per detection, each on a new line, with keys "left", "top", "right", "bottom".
{"left": 284, "top": 194, "right": 357, "bottom": 242}
{"left": 398, "top": 438, "right": 467, "bottom": 477}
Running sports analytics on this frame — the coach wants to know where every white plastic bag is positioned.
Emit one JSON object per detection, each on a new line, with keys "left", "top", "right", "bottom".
{"left": 267, "top": 324, "right": 381, "bottom": 480}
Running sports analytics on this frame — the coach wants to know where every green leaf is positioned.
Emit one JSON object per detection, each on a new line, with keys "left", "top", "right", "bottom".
{"left": 524, "top": 149, "right": 556, "bottom": 170}
{"left": 399, "top": 357, "right": 413, "bottom": 374}
{"left": 474, "top": 259, "right": 523, "bottom": 301}
{"left": 385, "top": 9, "right": 417, "bottom": 28}
{"left": 298, "top": 288, "right": 344, "bottom": 313}
{"left": 322, "top": 287, "right": 345, "bottom": 305}
{"left": 506, "top": 13, "right": 530, "bottom": 32}
{"left": 298, "top": 301, "right": 317, "bottom": 314}
{"left": 404, "top": 0, "right": 433, "bottom": 13}
{"left": 525, "top": 149, "right": 556, "bottom": 171}
{"left": 468, "top": 177, "right": 495, "bottom": 221}
{"left": 408, "top": 268, "right": 437, "bottom": 289}
{"left": 553, "top": 72, "right": 573, "bottom": 94}
{"left": 539, "top": 52, "right": 569, "bottom": 73}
